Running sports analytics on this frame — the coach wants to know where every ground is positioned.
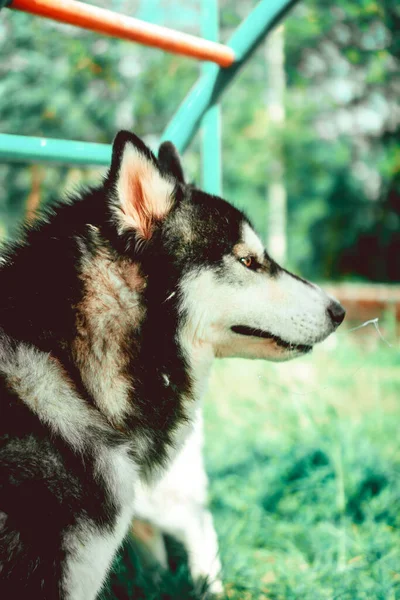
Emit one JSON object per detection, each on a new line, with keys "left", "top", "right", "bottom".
{"left": 102, "top": 317, "right": 400, "bottom": 600}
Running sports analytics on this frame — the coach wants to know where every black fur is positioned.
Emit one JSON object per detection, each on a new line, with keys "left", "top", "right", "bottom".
{"left": 158, "top": 141, "right": 185, "bottom": 183}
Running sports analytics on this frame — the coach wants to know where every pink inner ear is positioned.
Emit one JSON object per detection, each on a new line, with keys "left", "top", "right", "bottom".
{"left": 126, "top": 169, "right": 153, "bottom": 240}
{"left": 117, "top": 145, "right": 173, "bottom": 240}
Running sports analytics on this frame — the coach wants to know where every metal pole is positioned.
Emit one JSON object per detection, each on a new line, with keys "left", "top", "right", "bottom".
{"left": 200, "top": 0, "right": 222, "bottom": 196}
{"left": 161, "top": 0, "right": 298, "bottom": 153}
{"left": 7, "top": 0, "right": 235, "bottom": 66}
{"left": 0, "top": 133, "right": 112, "bottom": 166}
{"left": 266, "top": 25, "right": 287, "bottom": 263}
{"left": 0, "top": 0, "right": 298, "bottom": 165}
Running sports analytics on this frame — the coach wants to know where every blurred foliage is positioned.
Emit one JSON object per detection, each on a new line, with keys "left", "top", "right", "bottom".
{"left": 219, "top": 0, "right": 400, "bottom": 281}
{"left": 0, "top": 0, "right": 399, "bottom": 280}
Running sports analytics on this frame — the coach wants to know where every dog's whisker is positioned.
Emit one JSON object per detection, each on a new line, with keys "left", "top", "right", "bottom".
{"left": 348, "top": 317, "right": 379, "bottom": 332}
{"left": 348, "top": 317, "right": 394, "bottom": 348}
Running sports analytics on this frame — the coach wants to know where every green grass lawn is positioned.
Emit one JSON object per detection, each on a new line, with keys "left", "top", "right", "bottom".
{"left": 103, "top": 323, "right": 400, "bottom": 599}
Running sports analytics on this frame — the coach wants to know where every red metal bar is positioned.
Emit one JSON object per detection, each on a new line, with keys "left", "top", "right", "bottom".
{"left": 9, "top": 0, "right": 236, "bottom": 67}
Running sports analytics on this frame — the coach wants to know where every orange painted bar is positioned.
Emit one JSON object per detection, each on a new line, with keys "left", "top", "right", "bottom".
{"left": 9, "top": 0, "right": 235, "bottom": 67}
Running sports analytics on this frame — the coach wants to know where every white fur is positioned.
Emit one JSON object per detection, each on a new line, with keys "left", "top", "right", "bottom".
{"left": 134, "top": 408, "right": 223, "bottom": 594}
{"left": 0, "top": 344, "right": 103, "bottom": 451}
{"left": 242, "top": 222, "right": 265, "bottom": 258}
{"left": 64, "top": 445, "right": 138, "bottom": 600}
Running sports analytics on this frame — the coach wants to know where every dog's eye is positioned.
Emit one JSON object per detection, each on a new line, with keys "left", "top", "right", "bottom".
{"left": 239, "top": 256, "right": 256, "bottom": 270}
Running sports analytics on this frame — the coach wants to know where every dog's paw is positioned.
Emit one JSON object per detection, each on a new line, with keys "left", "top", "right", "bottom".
{"left": 208, "top": 577, "right": 224, "bottom": 597}
{"left": 195, "top": 575, "right": 224, "bottom": 599}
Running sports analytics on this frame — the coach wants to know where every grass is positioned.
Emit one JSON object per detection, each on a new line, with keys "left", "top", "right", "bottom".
{"left": 103, "top": 321, "right": 400, "bottom": 599}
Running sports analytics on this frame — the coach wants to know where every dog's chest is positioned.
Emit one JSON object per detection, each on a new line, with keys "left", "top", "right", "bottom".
{"left": 169, "top": 393, "right": 199, "bottom": 457}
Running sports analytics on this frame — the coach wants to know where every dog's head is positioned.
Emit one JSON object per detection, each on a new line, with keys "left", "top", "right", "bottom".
{"left": 106, "top": 131, "right": 345, "bottom": 362}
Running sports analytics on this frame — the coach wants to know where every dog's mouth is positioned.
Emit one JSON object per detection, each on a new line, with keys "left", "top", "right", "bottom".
{"left": 231, "top": 325, "right": 313, "bottom": 354}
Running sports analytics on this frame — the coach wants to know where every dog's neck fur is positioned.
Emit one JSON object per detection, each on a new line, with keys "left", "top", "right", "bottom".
{"left": 0, "top": 215, "right": 214, "bottom": 472}
{"left": 74, "top": 237, "right": 214, "bottom": 470}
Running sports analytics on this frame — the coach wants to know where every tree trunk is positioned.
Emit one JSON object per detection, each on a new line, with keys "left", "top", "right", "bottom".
{"left": 265, "top": 25, "right": 287, "bottom": 265}
{"left": 26, "top": 164, "right": 43, "bottom": 224}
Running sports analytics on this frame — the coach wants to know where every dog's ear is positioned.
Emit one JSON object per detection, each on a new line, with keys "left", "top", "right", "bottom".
{"left": 108, "top": 131, "right": 174, "bottom": 241}
{"left": 158, "top": 141, "right": 185, "bottom": 184}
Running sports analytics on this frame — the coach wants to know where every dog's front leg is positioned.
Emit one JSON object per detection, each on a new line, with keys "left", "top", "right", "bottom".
{"left": 171, "top": 503, "right": 223, "bottom": 596}
{"left": 133, "top": 499, "right": 223, "bottom": 595}
{"left": 133, "top": 410, "right": 223, "bottom": 595}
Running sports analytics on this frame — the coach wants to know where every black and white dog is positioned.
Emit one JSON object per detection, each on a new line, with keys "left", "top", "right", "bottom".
{"left": 0, "top": 131, "right": 345, "bottom": 598}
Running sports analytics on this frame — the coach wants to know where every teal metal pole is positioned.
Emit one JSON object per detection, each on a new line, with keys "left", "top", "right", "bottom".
{"left": 0, "top": 0, "right": 297, "bottom": 165}
{"left": 162, "top": 0, "right": 298, "bottom": 153}
{"left": 201, "top": 0, "right": 222, "bottom": 196}
{"left": 0, "top": 133, "right": 112, "bottom": 166}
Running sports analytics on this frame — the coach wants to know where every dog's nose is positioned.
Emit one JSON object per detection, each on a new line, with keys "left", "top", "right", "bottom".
{"left": 327, "top": 301, "right": 346, "bottom": 326}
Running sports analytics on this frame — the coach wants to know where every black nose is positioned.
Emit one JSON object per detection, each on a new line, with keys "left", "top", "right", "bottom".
{"left": 327, "top": 301, "right": 346, "bottom": 326}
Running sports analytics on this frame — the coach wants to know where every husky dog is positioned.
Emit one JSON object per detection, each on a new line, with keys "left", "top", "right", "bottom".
{"left": 0, "top": 131, "right": 345, "bottom": 599}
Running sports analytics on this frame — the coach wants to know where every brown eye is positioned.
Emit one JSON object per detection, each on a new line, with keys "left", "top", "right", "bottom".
{"left": 240, "top": 256, "right": 254, "bottom": 269}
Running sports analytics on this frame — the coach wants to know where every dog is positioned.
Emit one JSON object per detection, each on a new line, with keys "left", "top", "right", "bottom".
{"left": 0, "top": 130, "right": 345, "bottom": 599}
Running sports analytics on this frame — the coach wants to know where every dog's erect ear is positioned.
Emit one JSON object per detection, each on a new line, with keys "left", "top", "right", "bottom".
{"left": 108, "top": 131, "right": 174, "bottom": 241}
{"left": 158, "top": 141, "right": 185, "bottom": 184}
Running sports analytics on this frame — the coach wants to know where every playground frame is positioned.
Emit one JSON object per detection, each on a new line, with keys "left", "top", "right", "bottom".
{"left": 0, "top": 0, "right": 298, "bottom": 194}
